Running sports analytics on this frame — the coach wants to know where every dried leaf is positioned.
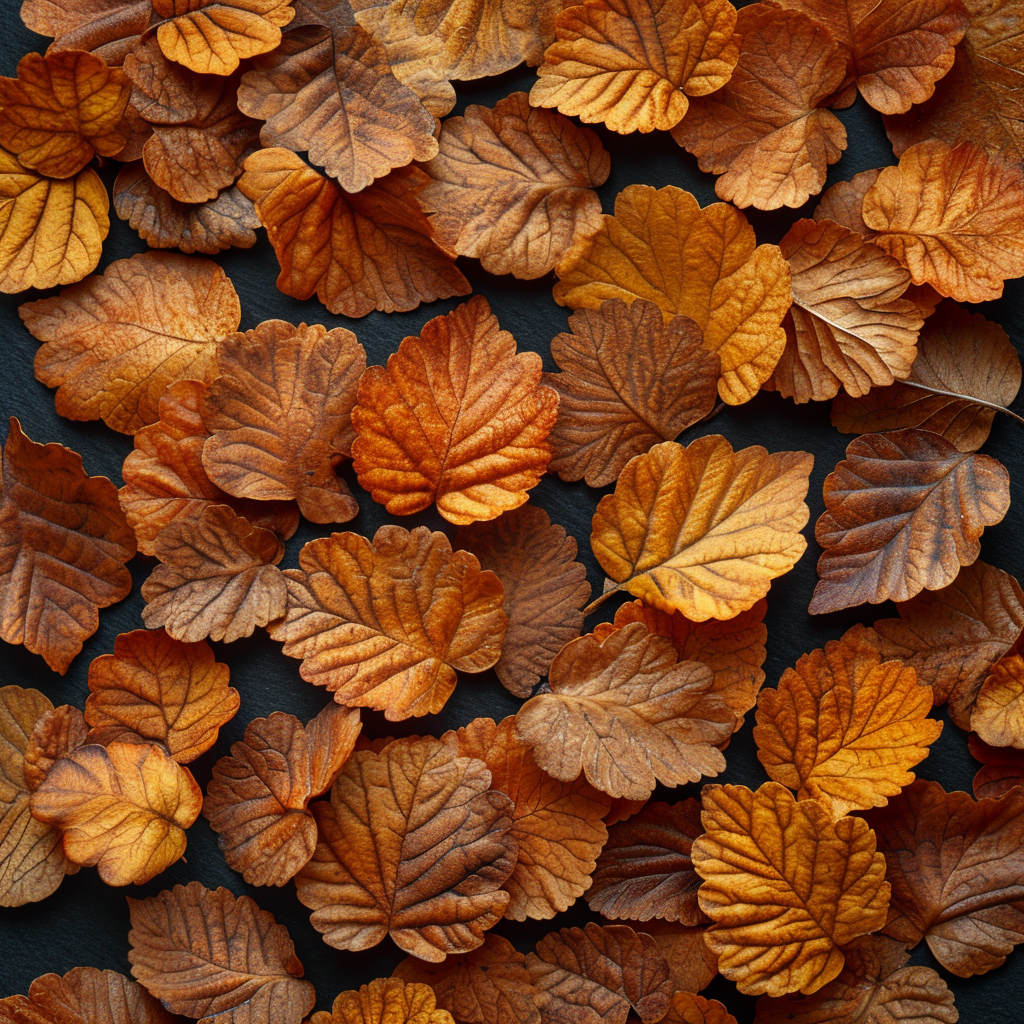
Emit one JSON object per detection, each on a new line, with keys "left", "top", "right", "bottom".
{"left": 20, "top": 0, "right": 152, "bottom": 65}
{"left": 664, "top": 993, "right": 736, "bottom": 1024}
{"left": 641, "top": 921, "right": 719, "bottom": 994}
{"left": 672, "top": 4, "right": 846, "bottom": 210}
{"left": 128, "top": 880, "right": 315, "bottom": 1024}
{"left": 294, "top": 736, "right": 517, "bottom": 961}
{"left": 123, "top": 35, "right": 223, "bottom": 123}
{"left": 813, "top": 168, "right": 881, "bottom": 235}
{"left": 201, "top": 319, "right": 364, "bottom": 524}
{"left": 86, "top": 628, "right": 238, "bottom": 764}
{"left": 515, "top": 622, "right": 732, "bottom": 800}
{"left": 809, "top": 428, "right": 1010, "bottom": 614}
{"left": 553, "top": 184, "right": 792, "bottom": 404}
{"left": 141, "top": 504, "right": 288, "bottom": 643}
{"left": 972, "top": 653, "right": 1024, "bottom": 748}
{"left": 419, "top": 91, "right": 609, "bottom": 279}
{"left": 23, "top": 705, "right": 89, "bottom": 790}
{"left": 203, "top": 703, "right": 361, "bottom": 886}
{"left": 270, "top": 526, "right": 506, "bottom": 720}
{"left": 311, "top": 978, "right": 455, "bottom": 1024}
{"left": 693, "top": 781, "right": 891, "bottom": 996}
{"left": 351, "top": 296, "right": 558, "bottom": 524}
{"left": 591, "top": 437, "right": 812, "bottom": 620}
{"left": 969, "top": 732, "right": 1024, "bottom": 799}
{"left": 238, "top": 147, "right": 470, "bottom": 317}
{"left": 0, "top": 418, "right": 135, "bottom": 673}
{"left": 454, "top": 505, "right": 590, "bottom": 697}
{"left": 23, "top": 251, "right": 241, "bottom": 434}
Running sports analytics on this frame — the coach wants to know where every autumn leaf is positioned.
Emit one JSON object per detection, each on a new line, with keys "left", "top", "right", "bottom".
{"left": 970, "top": 732, "right": 1024, "bottom": 800}
{"left": 23, "top": 704, "right": 89, "bottom": 790}
{"left": 861, "top": 139, "right": 1024, "bottom": 302}
{"left": 0, "top": 418, "right": 135, "bottom": 674}
{"left": 23, "top": 251, "right": 241, "bottom": 435}
{"left": 86, "top": 628, "right": 239, "bottom": 764}
{"left": 809, "top": 428, "right": 1010, "bottom": 614}
{"left": 128, "top": 881, "right": 316, "bottom": 1023}
{"left": 419, "top": 91, "right": 609, "bottom": 279}
{"left": 590, "top": 437, "right": 812, "bottom": 621}
{"left": 672, "top": 4, "right": 846, "bottom": 210}
{"left": 543, "top": 299, "right": 719, "bottom": 486}
{"left": 204, "top": 703, "right": 361, "bottom": 886}
{"left": 516, "top": 622, "right": 733, "bottom": 800}
{"left": 294, "top": 736, "right": 517, "bottom": 961}
{"left": 642, "top": 921, "right": 719, "bottom": 995}
{"left": 351, "top": 296, "right": 558, "bottom": 524}
{"left": 971, "top": 653, "right": 1024, "bottom": 749}
{"left": 238, "top": 147, "right": 470, "bottom": 317}
{"left": 664, "top": 993, "right": 737, "bottom": 1024}
{"left": 753, "top": 627, "right": 942, "bottom": 819}
{"left": 454, "top": 505, "right": 590, "bottom": 697}
{"left": 312, "top": 978, "right": 455, "bottom": 1024}
{"left": 124, "top": 35, "right": 222, "bottom": 123}
{"left": 813, "top": 168, "right": 882, "bottom": 235}
{"left": 19, "top": 0, "right": 153, "bottom": 66}
{"left": 831, "top": 300, "right": 1022, "bottom": 451}
{"left": 270, "top": 526, "right": 506, "bottom": 720}
{"left": 118, "top": 380, "right": 299, "bottom": 556}
{"left": 553, "top": 184, "right": 792, "bottom": 404}
{"left": 201, "top": 319, "right": 364, "bottom": 524}
{"left": 693, "top": 782, "right": 891, "bottom": 996}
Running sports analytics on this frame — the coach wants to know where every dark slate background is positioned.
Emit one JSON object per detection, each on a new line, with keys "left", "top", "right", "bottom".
{"left": 2, "top": 4, "right": 1023, "bottom": 1020}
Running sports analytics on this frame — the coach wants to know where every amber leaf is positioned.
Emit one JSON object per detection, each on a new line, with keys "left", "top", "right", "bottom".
{"left": 665, "top": 992, "right": 737, "bottom": 1024}
{"left": 20, "top": 0, "right": 152, "bottom": 66}
{"left": 642, "top": 921, "right": 719, "bottom": 995}
{"left": 972, "top": 653, "right": 1024, "bottom": 749}
{"left": 294, "top": 736, "right": 517, "bottom": 961}
{"left": 312, "top": 978, "right": 455, "bottom": 1024}
{"left": 809, "top": 428, "right": 1010, "bottom": 614}
{"left": 23, "top": 704, "right": 89, "bottom": 790}
{"left": 970, "top": 733, "right": 1024, "bottom": 800}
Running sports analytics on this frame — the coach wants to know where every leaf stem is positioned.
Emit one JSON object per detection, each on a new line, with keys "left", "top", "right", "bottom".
{"left": 899, "top": 380, "right": 1024, "bottom": 428}
{"left": 583, "top": 587, "right": 618, "bottom": 616}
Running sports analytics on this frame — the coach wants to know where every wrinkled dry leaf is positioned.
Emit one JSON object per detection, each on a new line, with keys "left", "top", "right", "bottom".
{"left": 20, "top": 0, "right": 152, "bottom": 65}
{"left": 665, "top": 992, "right": 737, "bottom": 1024}
{"left": 970, "top": 732, "right": 1024, "bottom": 799}
{"left": 641, "top": 921, "right": 719, "bottom": 995}
{"left": 23, "top": 704, "right": 89, "bottom": 790}
{"left": 123, "top": 35, "right": 221, "bottom": 123}
{"left": 311, "top": 978, "right": 455, "bottom": 1024}
{"left": 813, "top": 168, "right": 882, "bottom": 235}
{"left": 972, "top": 653, "right": 1024, "bottom": 749}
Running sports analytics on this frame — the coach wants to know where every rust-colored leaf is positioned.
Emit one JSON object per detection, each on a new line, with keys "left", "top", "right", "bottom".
{"left": 664, "top": 993, "right": 737, "bottom": 1024}
{"left": 294, "top": 736, "right": 517, "bottom": 961}
{"left": 813, "top": 168, "right": 882, "bottom": 235}
{"left": 351, "top": 296, "right": 558, "bottom": 524}
{"left": 553, "top": 184, "right": 792, "bottom": 404}
{"left": 270, "top": 526, "right": 506, "bottom": 720}
{"left": 204, "top": 703, "right": 361, "bottom": 886}
{"left": 20, "top": 0, "right": 152, "bottom": 66}
{"left": 238, "top": 147, "right": 470, "bottom": 317}
{"left": 515, "top": 622, "right": 733, "bottom": 800}
{"left": 641, "top": 921, "right": 719, "bottom": 994}
{"left": 809, "top": 428, "right": 1010, "bottom": 614}
{"left": 0, "top": 418, "right": 135, "bottom": 673}
{"left": 311, "top": 978, "right": 455, "bottom": 1024}
{"left": 454, "top": 505, "right": 590, "bottom": 697}
{"left": 128, "top": 880, "right": 316, "bottom": 1023}
{"left": 123, "top": 35, "right": 222, "bottom": 123}
{"left": 970, "top": 732, "right": 1024, "bottom": 799}
{"left": 23, "top": 704, "right": 89, "bottom": 790}
{"left": 86, "top": 628, "right": 238, "bottom": 764}
{"left": 972, "top": 653, "right": 1024, "bottom": 749}
{"left": 693, "top": 781, "right": 891, "bottom": 996}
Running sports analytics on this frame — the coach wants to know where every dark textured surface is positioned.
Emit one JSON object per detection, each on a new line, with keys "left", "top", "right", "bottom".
{"left": 2, "top": 4, "right": 1023, "bottom": 1020}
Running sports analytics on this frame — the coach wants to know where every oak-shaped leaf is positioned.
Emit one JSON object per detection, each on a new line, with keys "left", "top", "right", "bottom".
{"left": 0, "top": 418, "right": 135, "bottom": 673}
{"left": 238, "top": 147, "right": 470, "bottom": 317}
{"left": 23, "top": 251, "right": 241, "bottom": 434}
{"left": 30, "top": 738, "right": 202, "bottom": 886}
{"left": 672, "top": 4, "right": 847, "bottom": 210}
{"left": 693, "top": 782, "right": 891, "bottom": 996}
{"left": 202, "top": 319, "right": 364, "bottom": 524}
{"left": 591, "top": 437, "right": 812, "bottom": 620}
{"left": 516, "top": 622, "right": 733, "bottom": 801}
{"left": 809, "top": 428, "right": 1010, "bottom": 614}
{"left": 972, "top": 653, "right": 1024, "bottom": 749}
{"left": 970, "top": 732, "right": 1024, "bottom": 800}
{"left": 128, "top": 880, "right": 315, "bottom": 1024}
{"left": 351, "top": 296, "right": 558, "bottom": 524}
{"left": 454, "top": 505, "right": 590, "bottom": 697}
{"left": 294, "top": 736, "right": 517, "bottom": 961}
{"left": 544, "top": 298, "right": 719, "bottom": 486}
{"left": 311, "top": 978, "right": 455, "bottom": 1024}
{"left": 23, "top": 704, "right": 89, "bottom": 791}
{"left": 19, "top": 0, "right": 152, "bottom": 66}
{"left": 86, "top": 628, "right": 239, "bottom": 764}
{"left": 270, "top": 526, "right": 506, "bottom": 720}
{"left": 553, "top": 184, "right": 792, "bottom": 404}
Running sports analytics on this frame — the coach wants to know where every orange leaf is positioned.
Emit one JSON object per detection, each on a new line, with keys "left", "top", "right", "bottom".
{"left": 23, "top": 704, "right": 89, "bottom": 790}
{"left": 664, "top": 992, "right": 736, "bottom": 1024}
{"left": 969, "top": 732, "right": 1024, "bottom": 800}
{"left": 972, "top": 653, "right": 1024, "bottom": 749}
{"left": 311, "top": 978, "right": 456, "bottom": 1024}
{"left": 20, "top": 1, "right": 152, "bottom": 66}
{"left": 641, "top": 921, "right": 719, "bottom": 995}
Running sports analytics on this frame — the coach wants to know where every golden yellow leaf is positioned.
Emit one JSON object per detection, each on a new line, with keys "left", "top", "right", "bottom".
{"left": 313, "top": 978, "right": 454, "bottom": 1024}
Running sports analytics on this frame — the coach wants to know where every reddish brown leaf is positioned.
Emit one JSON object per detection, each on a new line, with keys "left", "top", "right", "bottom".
{"left": 641, "top": 921, "right": 719, "bottom": 995}
{"left": 970, "top": 732, "right": 1024, "bottom": 799}
{"left": 664, "top": 993, "right": 737, "bottom": 1024}
{"left": 123, "top": 35, "right": 223, "bottom": 123}
{"left": 20, "top": 1, "right": 152, "bottom": 66}
{"left": 972, "top": 653, "right": 1024, "bottom": 748}
{"left": 23, "top": 704, "right": 89, "bottom": 790}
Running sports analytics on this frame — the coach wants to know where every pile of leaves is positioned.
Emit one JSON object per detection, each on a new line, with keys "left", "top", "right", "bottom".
{"left": 1, "top": 0, "right": 1024, "bottom": 1022}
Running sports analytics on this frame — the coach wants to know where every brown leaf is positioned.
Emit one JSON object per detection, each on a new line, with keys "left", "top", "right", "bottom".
{"left": 972, "top": 653, "right": 1024, "bottom": 749}
{"left": 809, "top": 428, "right": 1010, "bottom": 614}
{"left": 311, "top": 978, "right": 456, "bottom": 1024}
{"left": 664, "top": 993, "right": 737, "bottom": 1024}
{"left": 454, "top": 505, "right": 590, "bottom": 697}
{"left": 419, "top": 91, "right": 607, "bottom": 280}
{"left": 20, "top": 0, "right": 152, "bottom": 66}
{"left": 23, "top": 251, "right": 242, "bottom": 434}
{"left": 553, "top": 184, "right": 792, "bottom": 404}
{"left": 203, "top": 703, "right": 361, "bottom": 886}
{"left": 294, "top": 736, "right": 517, "bottom": 961}
{"left": 640, "top": 921, "right": 719, "bottom": 995}
{"left": 515, "top": 622, "right": 732, "bottom": 800}
{"left": 693, "top": 782, "right": 891, "bottom": 996}
{"left": 118, "top": 379, "right": 299, "bottom": 556}
{"left": 270, "top": 526, "right": 507, "bottom": 720}
{"left": 970, "top": 732, "right": 1024, "bottom": 799}
{"left": 813, "top": 168, "right": 881, "bottom": 235}
{"left": 543, "top": 299, "right": 719, "bottom": 486}
{"left": 526, "top": 922, "right": 673, "bottom": 1024}
{"left": 831, "top": 300, "right": 1021, "bottom": 451}
{"left": 123, "top": 35, "right": 223, "bottom": 123}
{"left": 201, "top": 319, "right": 365, "bottom": 524}
{"left": 23, "top": 705, "right": 89, "bottom": 790}
{"left": 0, "top": 418, "right": 135, "bottom": 673}
{"left": 86, "top": 628, "right": 239, "bottom": 764}
{"left": 128, "top": 880, "right": 315, "bottom": 1023}
{"left": 238, "top": 147, "right": 470, "bottom": 317}
{"left": 351, "top": 296, "right": 558, "bottom": 524}
{"left": 141, "top": 504, "right": 288, "bottom": 644}
{"left": 672, "top": 4, "right": 847, "bottom": 210}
